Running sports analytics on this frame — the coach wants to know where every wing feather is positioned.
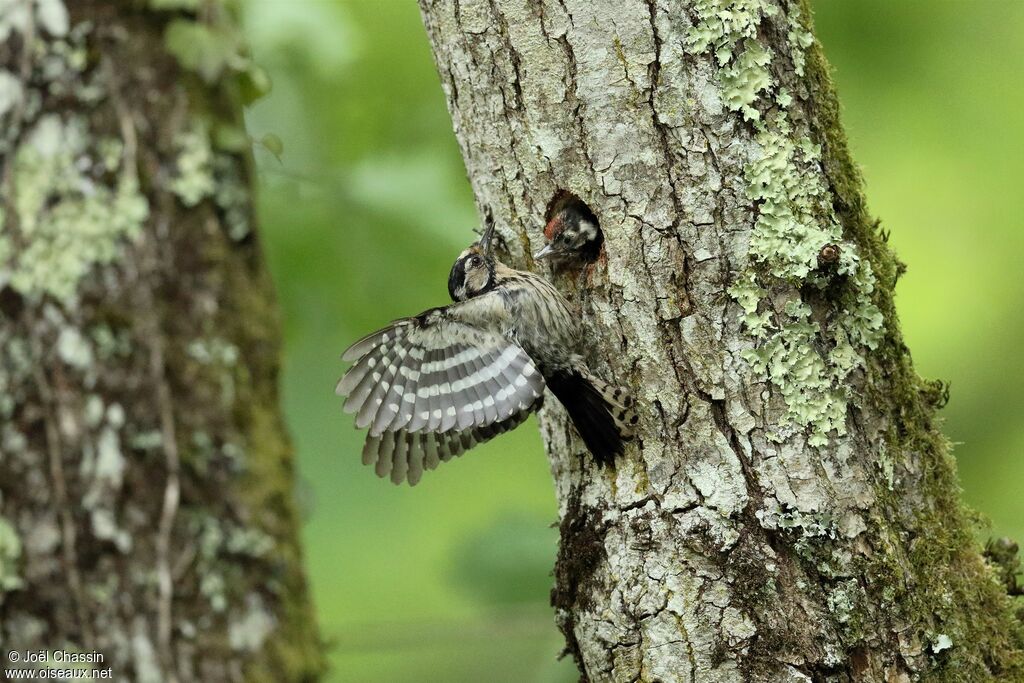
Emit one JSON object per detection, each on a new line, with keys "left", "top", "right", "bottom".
{"left": 423, "top": 347, "right": 444, "bottom": 432}
{"left": 406, "top": 347, "right": 439, "bottom": 433}
{"left": 342, "top": 322, "right": 409, "bottom": 362}
{"left": 390, "top": 433, "right": 408, "bottom": 485}
{"left": 357, "top": 405, "right": 538, "bottom": 485}
{"left": 374, "top": 432, "right": 395, "bottom": 478}
{"left": 367, "top": 344, "right": 411, "bottom": 434}
{"left": 338, "top": 295, "right": 549, "bottom": 484}
{"left": 454, "top": 351, "right": 486, "bottom": 431}
{"left": 362, "top": 434, "right": 380, "bottom": 467}
{"left": 339, "top": 341, "right": 389, "bottom": 409}
{"left": 471, "top": 348, "right": 501, "bottom": 425}
{"left": 437, "top": 345, "right": 460, "bottom": 432}
{"left": 423, "top": 434, "right": 440, "bottom": 471}
{"left": 406, "top": 433, "right": 425, "bottom": 486}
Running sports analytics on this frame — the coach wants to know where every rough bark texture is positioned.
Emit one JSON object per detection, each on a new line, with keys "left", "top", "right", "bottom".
{"left": 0, "top": 2, "right": 322, "bottom": 681}
{"left": 419, "top": 0, "right": 1024, "bottom": 680}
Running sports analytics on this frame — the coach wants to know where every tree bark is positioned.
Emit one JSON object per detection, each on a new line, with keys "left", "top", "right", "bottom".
{"left": 419, "top": 0, "right": 1024, "bottom": 680}
{"left": 1, "top": 2, "right": 322, "bottom": 681}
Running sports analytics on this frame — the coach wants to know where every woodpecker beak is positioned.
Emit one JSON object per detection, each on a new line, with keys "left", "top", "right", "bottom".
{"left": 479, "top": 217, "right": 496, "bottom": 257}
{"left": 533, "top": 244, "right": 554, "bottom": 260}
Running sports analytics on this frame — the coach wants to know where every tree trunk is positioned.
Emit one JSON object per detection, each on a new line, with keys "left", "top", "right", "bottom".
{"left": 418, "top": 0, "right": 1024, "bottom": 680}
{"left": 1, "top": 2, "right": 322, "bottom": 681}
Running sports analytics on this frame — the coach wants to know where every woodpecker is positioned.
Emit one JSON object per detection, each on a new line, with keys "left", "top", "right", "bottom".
{"left": 534, "top": 194, "right": 602, "bottom": 264}
{"left": 336, "top": 221, "right": 636, "bottom": 485}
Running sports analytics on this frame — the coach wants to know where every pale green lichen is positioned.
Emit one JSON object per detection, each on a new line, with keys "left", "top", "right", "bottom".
{"left": 78, "top": 397, "right": 131, "bottom": 551}
{"left": 0, "top": 0, "right": 68, "bottom": 43}
{"left": 188, "top": 337, "right": 240, "bottom": 405}
{"left": 229, "top": 594, "right": 277, "bottom": 652}
{"left": 2, "top": 424, "right": 28, "bottom": 454}
{"left": 756, "top": 504, "right": 836, "bottom": 539}
{"left": 0, "top": 516, "right": 24, "bottom": 597}
{"left": 686, "top": 0, "right": 778, "bottom": 120}
{"left": 170, "top": 122, "right": 216, "bottom": 206}
{"left": 743, "top": 116, "right": 841, "bottom": 280}
{"left": 56, "top": 327, "right": 94, "bottom": 371}
{"left": 187, "top": 338, "right": 239, "bottom": 366}
{"left": 787, "top": 17, "right": 813, "bottom": 77}
{"left": 931, "top": 633, "right": 954, "bottom": 654}
{"left": 192, "top": 514, "right": 275, "bottom": 613}
{"left": 90, "top": 323, "right": 132, "bottom": 359}
{"left": 826, "top": 579, "right": 860, "bottom": 625}
{"left": 129, "top": 430, "right": 164, "bottom": 451}
{"left": 728, "top": 116, "right": 883, "bottom": 445}
{"left": 0, "top": 69, "right": 24, "bottom": 120}
{"left": 0, "top": 114, "right": 149, "bottom": 304}
{"left": 719, "top": 39, "right": 772, "bottom": 120}
{"left": 130, "top": 620, "right": 163, "bottom": 683}
{"left": 213, "top": 153, "right": 251, "bottom": 240}
{"left": 691, "top": 5, "right": 884, "bottom": 445}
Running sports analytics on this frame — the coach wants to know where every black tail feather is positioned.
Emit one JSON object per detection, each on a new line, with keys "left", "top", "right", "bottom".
{"left": 546, "top": 370, "right": 628, "bottom": 466}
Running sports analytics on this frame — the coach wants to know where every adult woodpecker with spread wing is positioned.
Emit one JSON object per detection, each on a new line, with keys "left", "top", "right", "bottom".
{"left": 336, "top": 221, "right": 636, "bottom": 485}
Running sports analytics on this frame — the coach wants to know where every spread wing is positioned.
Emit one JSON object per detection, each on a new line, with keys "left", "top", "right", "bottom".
{"left": 360, "top": 410, "right": 534, "bottom": 485}
{"left": 336, "top": 297, "right": 546, "bottom": 483}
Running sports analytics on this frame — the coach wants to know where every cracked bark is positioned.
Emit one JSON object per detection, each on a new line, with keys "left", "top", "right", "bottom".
{"left": 0, "top": 2, "right": 322, "bottom": 681}
{"left": 419, "top": 0, "right": 1024, "bottom": 681}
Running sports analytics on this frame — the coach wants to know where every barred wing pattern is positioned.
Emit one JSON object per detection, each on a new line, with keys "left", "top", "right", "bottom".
{"left": 336, "top": 305, "right": 545, "bottom": 484}
{"left": 360, "top": 410, "right": 532, "bottom": 486}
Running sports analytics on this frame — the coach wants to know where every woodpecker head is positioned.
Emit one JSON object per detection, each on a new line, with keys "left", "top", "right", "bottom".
{"left": 534, "top": 195, "right": 601, "bottom": 263}
{"left": 448, "top": 220, "right": 498, "bottom": 301}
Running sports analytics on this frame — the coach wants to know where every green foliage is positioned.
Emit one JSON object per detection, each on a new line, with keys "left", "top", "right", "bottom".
{"left": 163, "top": 9, "right": 270, "bottom": 106}
{"left": 165, "top": 19, "right": 243, "bottom": 84}
{"left": 258, "top": 132, "right": 283, "bottom": 161}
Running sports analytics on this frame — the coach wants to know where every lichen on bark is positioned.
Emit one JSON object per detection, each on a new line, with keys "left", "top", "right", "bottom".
{"left": 0, "top": 1, "right": 322, "bottom": 680}
{"left": 419, "top": 0, "right": 1024, "bottom": 679}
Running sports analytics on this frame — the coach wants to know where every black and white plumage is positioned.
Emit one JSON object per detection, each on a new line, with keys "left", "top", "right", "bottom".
{"left": 337, "top": 222, "right": 636, "bottom": 485}
{"left": 534, "top": 193, "right": 602, "bottom": 264}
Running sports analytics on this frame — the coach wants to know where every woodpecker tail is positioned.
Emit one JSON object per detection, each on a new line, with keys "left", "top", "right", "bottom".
{"left": 546, "top": 369, "right": 637, "bottom": 466}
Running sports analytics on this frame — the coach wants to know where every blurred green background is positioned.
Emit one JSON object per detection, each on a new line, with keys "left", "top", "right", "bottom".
{"left": 241, "top": 2, "right": 1024, "bottom": 681}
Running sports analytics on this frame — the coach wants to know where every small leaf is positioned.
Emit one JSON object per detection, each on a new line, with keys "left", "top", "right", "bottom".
{"left": 237, "top": 65, "right": 272, "bottom": 105}
{"left": 164, "top": 19, "right": 238, "bottom": 84}
{"left": 214, "top": 123, "right": 250, "bottom": 152}
{"left": 259, "top": 133, "right": 284, "bottom": 162}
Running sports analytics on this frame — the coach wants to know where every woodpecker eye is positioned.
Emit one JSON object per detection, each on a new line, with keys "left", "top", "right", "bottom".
{"left": 468, "top": 255, "right": 482, "bottom": 268}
